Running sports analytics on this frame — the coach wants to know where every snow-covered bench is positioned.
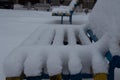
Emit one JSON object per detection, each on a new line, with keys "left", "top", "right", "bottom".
{"left": 3, "top": 25, "right": 120, "bottom": 80}
{"left": 52, "top": 0, "right": 79, "bottom": 24}
{"left": 87, "top": 29, "right": 120, "bottom": 80}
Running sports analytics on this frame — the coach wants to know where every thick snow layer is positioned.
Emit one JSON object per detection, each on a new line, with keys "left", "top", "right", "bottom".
{"left": 3, "top": 24, "right": 109, "bottom": 77}
{"left": 67, "top": 28, "right": 76, "bottom": 45}
{"left": 52, "top": 8, "right": 70, "bottom": 14}
{"left": 52, "top": 0, "right": 77, "bottom": 13}
{"left": 0, "top": 9, "right": 88, "bottom": 79}
{"left": 1, "top": 0, "right": 120, "bottom": 78}
{"left": 52, "top": 28, "right": 65, "bottom": 45}
{"left": 4, "top": 44, "right": 108, "bottom": 77}
{"left": 1, "top": 7, "right": 112, "bottom": 77}
{"left": 21, "top": 25, "right": 90, "bottom": 46}
{"left": 89, "top": 0, "right": 120, "bottom": 56}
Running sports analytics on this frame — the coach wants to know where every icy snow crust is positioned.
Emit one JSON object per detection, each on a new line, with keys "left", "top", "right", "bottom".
{"left": 4, "top": 25, "right": 109, "bottom": 77}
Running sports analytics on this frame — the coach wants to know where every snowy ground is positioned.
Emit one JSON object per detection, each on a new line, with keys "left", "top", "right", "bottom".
{"left": 0, "top": 9, "right": 119, "bottom": 80}
{"left": 0, "top": 9, "right": 88, "bottom": 80}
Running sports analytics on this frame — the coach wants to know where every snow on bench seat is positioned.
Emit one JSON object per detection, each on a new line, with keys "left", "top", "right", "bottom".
{"left": 3, "top": 25, "right": 109, "bottom": 77}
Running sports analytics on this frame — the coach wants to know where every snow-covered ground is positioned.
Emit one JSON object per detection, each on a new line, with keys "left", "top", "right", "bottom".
{"left": 0, "top": 9, "right": 88, "bottom": 80}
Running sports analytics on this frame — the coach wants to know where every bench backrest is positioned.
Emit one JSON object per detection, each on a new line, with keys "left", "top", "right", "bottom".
{"left": 87, "top": 29, "right": 112, "bottom": 61}
{"left": 69, "top": 0, "right": 79, "bottom": 15}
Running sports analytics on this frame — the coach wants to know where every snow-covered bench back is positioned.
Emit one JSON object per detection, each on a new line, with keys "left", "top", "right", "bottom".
{"left": 52, "top": 0, "right": 79, "bottom": 24}
{"left": 3, "top": 25, "right": 109, "bottom": 78}
{"left": 21, "top": 25, "right": 91, "bottom": 46}
{"left": 89, "top": 0, "right": 120, "bottom": 57}
{"left": 69, "top": 0, "right": 78, "bottom": 11}
{"left": 52, "top": 0, "right": 78, "bottom": 14}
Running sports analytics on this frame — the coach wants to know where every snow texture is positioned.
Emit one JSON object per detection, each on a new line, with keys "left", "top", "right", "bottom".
{"left": 2, "top": 0, "right": 120, "bottom": 78}
{"left": 89, "top": 0, "right": 120, "bottom": 56}
{"left": 4, "top": 25, "right": 109, "bottom": 77}
{"left": 0, "top": 9, "right": 88, "bottom": 80}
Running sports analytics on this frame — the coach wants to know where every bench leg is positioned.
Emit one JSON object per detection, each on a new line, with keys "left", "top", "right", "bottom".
{"left": 108, "top": 55, "right": 120, "bottom": 80}
{"left": 50, "top": 74, "right": 62, "bottom": 80}
{"left": 61, "top": 16, "right": 63, "bottom": 24}
{"left": 94, "top": 73, "right": 107, "bottom": 80}
{"left": 69, "top": 16, "right": 72, "bottom": 24}
{"left": 26, "top": 76, "right": 41, "bottom": 80}
{"left": 6, "top": 77, "right": 23, "bottom": 80}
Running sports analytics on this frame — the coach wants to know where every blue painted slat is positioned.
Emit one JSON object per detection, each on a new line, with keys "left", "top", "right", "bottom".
{"left": 62, "top": 74, "right": 70, "bottom": 80}
{"left": 26, "top": 76, "right": 41, "bottom": 80}
{"left": 87, "top": 29, "right": 98, "bottom": 42}
{"left": 87, "top": 29, "right": 112, "bottom": 61}
{"left": 70, "top": 73, "right": 82, "bottom": 80}
{"left": 105, "top": 51, "right": 112, "bottom": 61}
{"left": 42, "top": 73, "right": 49, "bottom": 79}
{"left": 81, "top": 73, "right": 93, "bottom": 78}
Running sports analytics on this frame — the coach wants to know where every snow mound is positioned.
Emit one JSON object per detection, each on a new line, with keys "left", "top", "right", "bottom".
{"left": 89, "top": 0, "right": 120, "bottom": 56}
{"left": 4, "top": 25, "right": 109, "bottom": 77}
